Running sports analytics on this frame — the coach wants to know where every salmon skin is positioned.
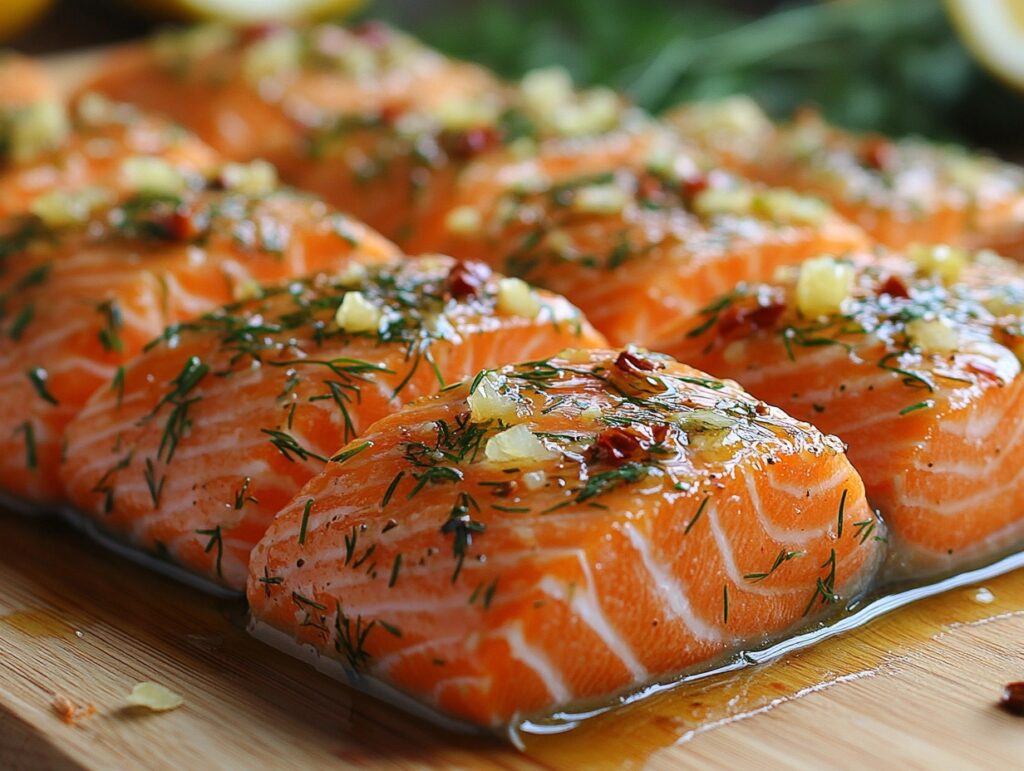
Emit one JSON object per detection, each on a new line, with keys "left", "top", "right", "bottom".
{"left": 414, "top": 126, "right": 868, "bottom": 348}
{"left": 0, "top": 93, "right": 220, "bottom": 221}
{"left": 0, "top": 185, "right": 397, "bottom": 508}
{"left": 62, "top": 256, "right": 603, "bottom": 590}
{"left": 667, "top": 247, "right": 1024, "bottom": 578}
{"left": 666, "top": 100, "right": 1024, "bottom": 255}
{"left": 247, "top": 348, "right": 883, "bottom": 727}
{"left": 77, "top": 22, "right": 499, "bottom": 177}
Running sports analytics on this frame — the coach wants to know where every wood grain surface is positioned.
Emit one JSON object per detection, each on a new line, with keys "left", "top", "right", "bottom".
{"left": 2, "top": 512, "right": 1023, "bottom": 770}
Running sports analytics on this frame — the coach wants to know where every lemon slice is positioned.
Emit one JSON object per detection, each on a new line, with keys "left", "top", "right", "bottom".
{"left": 0, "top": 0, "right": 53, "bottom": 41}
{"left": 132, "top": 0, "right": 365, "bottom": 23}
{"left": 946, "top": 0, "right": 1024, "bottom": 90}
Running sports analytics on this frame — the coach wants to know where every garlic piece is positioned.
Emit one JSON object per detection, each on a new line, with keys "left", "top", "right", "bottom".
{"left": 796, "top": 256, "right": 854, "bottom": 318}
{"left": 126, "top": 682, "right": 183, "bottom": 712}
{"left": 335, "top": 291, "right": 382, "bottom": 333}
{"left": 468, "top": 372, "right": 520, "bottom": 423}
{"left": 906, "top": 317, "right": 960, "bottom": 355}
{"left": 485, "top": 424, "right": 557, "bottom": 463}
{"left": 221, "top": 160, "right": 278, "bottom": 196}
{"left": 496, "top": 277, "right": 541, "bottom": 318}
{"left": 909, "top": 243, "right": 967, "bottom": 285}
{"left": 572, "top": 184, "right": 630, "bottom": 215}
{"left": 120, "top": 156, "right": 188, "bottom": 196}
{"left": 444, "top": 205, "right": 483, "bottom": 235}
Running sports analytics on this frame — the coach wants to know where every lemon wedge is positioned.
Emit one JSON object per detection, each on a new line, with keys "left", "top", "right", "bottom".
{"left": 0, "top": 0, "right": 53, "bottom": 42}
{"left": 131, "top": 0, "right": 365, "bottom": 23}
{"left": 946, "top": 0, "right": 1024, "bottom": 90}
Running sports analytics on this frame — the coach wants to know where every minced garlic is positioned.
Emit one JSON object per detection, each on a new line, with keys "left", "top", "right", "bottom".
{"left": 468, "top": 372, "right": 520, "bottom": 423}
{"left": 752, "top": 189, "right": 829, "bottom": 225}
{"left": 496, "top": 277, "right": 541, "bottom": 318}
{"left": 572, "top": 183, "right": 630, "bottom": 215}
{"left": 242, "top": 29, "right": 302, "bottom": 84}
{"left": 335, "top": 291, "right": 382, "bottom": 333}
{"left": 30, "top": 187, "right": 110, "bottom": 228}
{"left": 693, "top": 187, "right": 753, "bottom": 218}
{"left": 444, "top": 205, "right": 483, "bottom": 235}
{"left": 906, "top": 317, "right": 960, "bottom": 355}
{"left": 795, "top": 256, "right": 854, "bottom": 318}
{"left": 484, "top": 424, "right": 557, "bottom": 463}
{"left": 221, "top": 160, "right": 278, "bottom": 196}
{"left": 126, "top": 682, "right": 183, "bottom": 712}
{"left": 120, "top": 156, "right": 188, "bottom": 196}
{"left": 6, "top": 100, "right": 69, "bottom": 163}
{"left": 908, "top": 243, "right": 967, "bottom": 285}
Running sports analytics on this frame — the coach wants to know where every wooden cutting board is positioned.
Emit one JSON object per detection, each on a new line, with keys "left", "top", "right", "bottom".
{"left": 1, "top": 513, "right": 1023, "bottom": 770}
{"left": 0, "top": 48, "right": 1021, "bottom": 770}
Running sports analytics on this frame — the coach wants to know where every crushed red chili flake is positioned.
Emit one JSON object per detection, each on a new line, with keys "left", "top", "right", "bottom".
{"left": 52, "top": 695, "right": 96, "bottom": 726}
{"left": 446, "top": 260, "right": 492, "bottom": 299}
{"left": 861, "top": 136, "right": 895, "bottom": 171}
{"left": 877, "top": 274, "right": 910, "bottom": 299}
{"left": 999, "top": 682, "right": 1024, "bottom": 716}
{"left": 590, "top": 424, "right": 671, "bottom": 465}
{"left": 165, "top": 206, "right": 208, "bottom": 242}
{"left": 239, "top": 23, "right": 287, "bottom": 45}
{"left": 718, "top": 302, "right": 787, "bottom": 336}
{"left": 351, "top": 20, "right": 393, "bottom": 48}
{"left": 443, "top": 127, "right": 500, "bottom": 159}
{"left": 614, "top": 350, "right": 662, "bottom": 374}
{"left": 679, "top": 173, "right": 709, "bottom": 202}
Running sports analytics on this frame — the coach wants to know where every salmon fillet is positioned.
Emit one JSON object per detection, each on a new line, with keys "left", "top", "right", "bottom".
{"left": 666, "top": 247, "right": 1024, "bottom": 577}
{"left": 412, "top": 127, "right": 868, "bottom": 348}
{"left": 77, "top": 22, "right": 499, "bottom": 177}
{"left": 0, "top": 53, "right": 58, "bottom": 111}
{"left": 247, "top": 348, "right": 884, "bottom": 727}
{"left": 0, "top": 186, "right": 397, "bottom": 507}
{"left": 666, "top": 100, "right": 1024, "bottom": 254}
{"left": 0, "top": 94, "right": 220, "bottom": 220}
{"left": 80, "top": 25, "right": 642, "bottom": 246}
{"left": 62, "top": 257, "right": 604, "bottom": 589}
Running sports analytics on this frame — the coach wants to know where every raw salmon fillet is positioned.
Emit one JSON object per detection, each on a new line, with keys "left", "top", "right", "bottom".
{"left": 666, "top": 100, "right": 1024, "bottom": 254}
{"left": 0, "top": 93, "right": 220, "bottom": 220}
{"left": 0, "top": 185, "right": 397, "bottom": 507}
{"left": 80, "top": 24, "right": 640, "bottom": 246}
{"left": 0, "top": 53, "right": 58, "bottom": 111}
{"left": 77, "top": 22, "right": 499, "bottom": 178}
{"left": 412, "top": 126, "right": 868, "bottom": 348}
{"left": 247, "top": 348, "right": 884, "bottom": 727}
{"left": 62, "top": 257, "right": 604, "bottom": 589}
{"left": 667, "top": 248, "right": 1024, "bottom": 577}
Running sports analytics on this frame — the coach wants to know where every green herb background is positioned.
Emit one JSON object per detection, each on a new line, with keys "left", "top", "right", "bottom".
{"left": 13, "top": 0, "right": 1024, "bottom": 152}
{"left": 370, "top": 0, "right": 1024, "bottom": 152}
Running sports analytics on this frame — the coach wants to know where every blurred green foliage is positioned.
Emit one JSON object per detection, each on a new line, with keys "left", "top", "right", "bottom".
{"left": 372, "top": 0, "right": 1022, "bottom": 146}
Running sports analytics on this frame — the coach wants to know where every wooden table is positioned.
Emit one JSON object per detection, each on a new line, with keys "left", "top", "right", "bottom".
{"left": 2, "top": 513, "right": 1023, "bottom": 769}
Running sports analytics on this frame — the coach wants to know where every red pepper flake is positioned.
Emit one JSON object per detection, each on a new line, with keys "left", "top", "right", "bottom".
{"left": 718, "top": 302, "right": 786, "bottom": 336}
{"left": 614, "top": 350, "right": 662, "bottom": 375}
{"left": 446, "top": 260, "right": 492, "bottom": 300}
{"left": 352, "top": 20, "right": 393, "bottom": 48}
{"left": 589, "top": 424, "right": 671, "bottom": 466}
{"left": 165, "top": 206, "right": 207, "bottom": 242}
{"left": 862, "top": 136, "right": 895, "bottom": 171}
{"left": 239, "top": 23, "right": 287, "bottom": 44}
{"left": 442, "top": 127, "right": 500, "bottom": 159}
{"left": 999, "top": 682, "right": 1024, "bottom": 716}
{"left": 877, "top": 274, "right": 910, "bottom": 299}
{"left": 52, "top": 695, "right": 96, "bottom": 726}
{"left": 590, "top": 427, "right": 646, "bottom": 465}
{"left": 679, "top": 173, "right": 709, "bottom": 202}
